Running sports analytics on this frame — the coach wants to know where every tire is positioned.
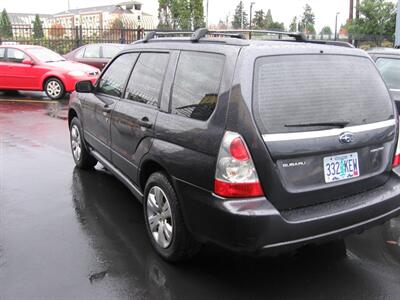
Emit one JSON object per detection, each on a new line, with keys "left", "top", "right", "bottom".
{"left": 44, "top": 78, "right": 65, "bottom": 100}
{"left": 144, "top": 172, "right": 200, "bottom": 262}
{"left": 69, "top": 117, "right": 97, "bottom": 169}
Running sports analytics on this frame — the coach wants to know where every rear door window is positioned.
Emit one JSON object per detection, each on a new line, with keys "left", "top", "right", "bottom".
{"left": 171, "top": 51, "right": 225, "bottom": 121}
{"left": 376, "top": 57, "right": 400, "bottom": 90}
{"left": 83, "top": 45, "right": 100, "bottom": 58}
{"left": 253, "top": 54, "right": 393, "bottom": 134}
{"left": 124, "top": 52, "right": 169, "bottom": 107}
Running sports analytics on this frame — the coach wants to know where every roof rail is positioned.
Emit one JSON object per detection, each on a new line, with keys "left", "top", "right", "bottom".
{"left": 207, "top": 29, "right": 307, "bottom": 42}
{"left": 134, "top": 28, "right": 354, "bottom": 48}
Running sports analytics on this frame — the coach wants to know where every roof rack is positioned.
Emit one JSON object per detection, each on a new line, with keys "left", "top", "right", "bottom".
{"left": 135, "top": 28, "right": 354, "bottom": 48}
{"left": 189, "top": 28, "right": 306, "bottom": 42}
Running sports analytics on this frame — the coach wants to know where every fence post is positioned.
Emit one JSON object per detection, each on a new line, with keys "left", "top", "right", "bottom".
{"left": 75, "top": 26, "right": 80, "bottom": 48}
{"left": 120, "top": 28, "right": 126, "bottom": 44}
{"left": 79, "top": 25, "right": 83, "bottom": 47}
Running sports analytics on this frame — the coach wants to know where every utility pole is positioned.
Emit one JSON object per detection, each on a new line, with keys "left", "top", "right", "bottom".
{"left": 249, "top": 2, "right": 255, "bottom": 39}
{"left": 355, "top": 0, "right": 360, "bottom": 47}
{"left": 206, "top": 0, "right": 209, "bottom": 28}
{"left": 349, "top": 0, "right": 354, "bottom": 43}
{"left": 67, "top": 0, "right": 70, "bottom": 11}
{"left": 335, "top": 12, "right": 340, "bottom": 41}
{"left": 396, "top": 0, "right": 400, "bottom": 47}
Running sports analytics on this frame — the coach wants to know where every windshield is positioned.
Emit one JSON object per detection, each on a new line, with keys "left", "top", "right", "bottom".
{"left": 253, "top": 54, "right": 394, "bottom": 134}
{"left": 28, "top": 48, "right": 66, "bottom": 63}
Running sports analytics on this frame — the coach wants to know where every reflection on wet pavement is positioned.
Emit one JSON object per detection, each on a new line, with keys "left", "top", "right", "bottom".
{"left": 1, "top": 98, "right": 400, "bottom": 299}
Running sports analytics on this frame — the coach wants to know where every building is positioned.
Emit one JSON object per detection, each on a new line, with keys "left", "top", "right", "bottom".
{"left": 8, "top": 13, "right": 52, "bottom": 38}
{"left": 53, "top": 1, "right": 155, "bottom": 30}
{"left": 7, "top": 1, "right": 155, "bottom": 40}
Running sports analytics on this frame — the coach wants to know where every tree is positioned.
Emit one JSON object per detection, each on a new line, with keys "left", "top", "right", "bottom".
{"left": 158, "top": 0, "right": 172, "bottom": 29}
{"left": 269, "top": 21, "right": 285, "bottom": 31}
{"left": 32, "top": 14, "right": 44, "bottom": 39}
{"left": 191, "top": 0, "right": 205, "bottom": 29}
{"left": 253, "top": 9, "right": 266, "bottom": 29}
{"left": 320, "top": 25, "right": 332, "bottom": 39}
{"left": 0, "top": 9, "right": 13, "bottom": 39}
{"left": 48, "top": 23, "right": 66, "bottom": 38}
{"left": 265, "top": 9, "right": 273, "bottom": 28}
{"left": 232, "top": 1, "right": 248, "bottom": 29}
{"left": 157, "top": 0, "right": 204, "bottom": 30}
{"left": 301, "top": 4, "right": 316, "bottom": 36}
{"left": 347, "top": 0, "right": 396, "bottom": 46}
{"left": 289, "top": 16, "right": 298, "bottom": 32}
{"left": 320, "top": 26, "right": 332, "bottom": 35}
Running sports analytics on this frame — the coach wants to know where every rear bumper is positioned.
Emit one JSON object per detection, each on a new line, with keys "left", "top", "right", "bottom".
{"left": 173, "top": 173, "right": 400, "bottom": 253}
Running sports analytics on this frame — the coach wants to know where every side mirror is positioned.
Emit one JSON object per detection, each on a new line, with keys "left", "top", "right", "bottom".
{"left": 75, "top": 80, "right": 94, "bottom": 93}
{"left": 22, "top": 59, "right": 33, "bottom": 65}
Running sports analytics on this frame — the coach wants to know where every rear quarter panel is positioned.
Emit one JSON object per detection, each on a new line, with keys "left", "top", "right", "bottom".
{"left": 143, "top": 43, "right": 241, "bottom": 192}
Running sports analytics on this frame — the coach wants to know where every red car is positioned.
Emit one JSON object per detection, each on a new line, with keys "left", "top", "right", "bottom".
{"left": 0, "top": 45, "right": 100, "bottom": 99}
{"left": 64, "top": 43, "right": 126, "bottom": 70}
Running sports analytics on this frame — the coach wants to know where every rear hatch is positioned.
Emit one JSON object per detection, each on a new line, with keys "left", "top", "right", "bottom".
{"left": 252, "top": 53, "right": 397, "bottom": 210}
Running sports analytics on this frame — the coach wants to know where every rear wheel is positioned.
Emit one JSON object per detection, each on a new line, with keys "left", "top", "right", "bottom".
{"left": 69, "top": 117, "right": 97, "bottom": 169}
{"left": 45, "top": 78, "right": 65, "bottom": 100}
{"left": 144, "top": 172, "right": 200, "bottom": 262}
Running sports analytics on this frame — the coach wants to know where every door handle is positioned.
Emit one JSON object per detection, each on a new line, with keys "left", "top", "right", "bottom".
{"left": 138, "top": 116, "right": 153, "bottom": 129}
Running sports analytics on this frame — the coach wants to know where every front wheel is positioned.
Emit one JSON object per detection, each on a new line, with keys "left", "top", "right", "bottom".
{"left": 69, "top": 117, "right": 97, "bottom": 169}
{"left": 144, "top": 172, "right": 200, "bottom": 262}
{"left": 44, "top": 78, "right": 65, "bottom": 100}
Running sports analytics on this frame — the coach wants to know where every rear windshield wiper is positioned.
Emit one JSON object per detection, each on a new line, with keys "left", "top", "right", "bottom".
{"left": 284, "top": 121, "right": 349, "bottom": 128}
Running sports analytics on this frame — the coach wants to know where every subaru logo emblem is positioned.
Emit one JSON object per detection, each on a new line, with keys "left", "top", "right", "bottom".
{"left": 339, "top": 132, "right": 354, "bottom": 144}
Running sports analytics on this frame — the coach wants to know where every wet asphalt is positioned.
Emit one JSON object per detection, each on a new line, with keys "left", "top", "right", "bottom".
{"left": 1, "top": 92, "right": 400, "bottom": 300}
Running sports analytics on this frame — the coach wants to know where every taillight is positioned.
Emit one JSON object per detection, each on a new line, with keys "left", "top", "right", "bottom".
{"left": 214, "top": 131, "right": 264, "bottom": 198}
{"left": 393, "top": 129, "right": 400, "bottom": 168}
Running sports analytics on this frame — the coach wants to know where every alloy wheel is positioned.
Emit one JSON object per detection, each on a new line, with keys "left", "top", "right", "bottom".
{"left": 147, "top": 186, "right": 173, "bottom": 249}
{"left": 46, "top": 80, "right": 62, "bottom": 98}
{"left": 71, "top": 125, "right": 82, "bottom": 161}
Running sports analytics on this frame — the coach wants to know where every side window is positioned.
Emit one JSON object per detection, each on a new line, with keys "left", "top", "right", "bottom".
{"left": 97, "top": 53, "right": 138, "bottom": 97}
{"left": 83, "top": 45, "right": 100, "bottom": 58}
{"left": 376, "top": 57, "right": 400, "bottom": 90}
{"left": 0, "top": 48, "right": 5, "bottom": 61}
{"left": 7, "top": 48, "right": 27, "bottom": 63}
{"left": 102, "top": 45, "right": 123, "bottom": 59}
{"left": 171, "top": 51, "right": 225, "bottom": 121}
{"left": 75, "top": 47, "right": 85, "bottom": 59}
{"left": 124, "top": 52, "right": 169, "bottom": 107}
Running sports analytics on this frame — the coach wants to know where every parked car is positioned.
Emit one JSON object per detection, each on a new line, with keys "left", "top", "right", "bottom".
{"left": 369, "top": 48, "right": 400, "bottom": 110}
{"left": 68, "top": 29, "right": 400, "bottom": 262}
{"left": 64, "top": 43, "right": 126, "bottom": 70}
{"left": 0, "top": 45, "right": 100, "bottom": 99}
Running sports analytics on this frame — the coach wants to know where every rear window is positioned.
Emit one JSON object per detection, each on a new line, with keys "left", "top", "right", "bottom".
{"left": 253, "top": 54, "right": 394, "bottom": 134}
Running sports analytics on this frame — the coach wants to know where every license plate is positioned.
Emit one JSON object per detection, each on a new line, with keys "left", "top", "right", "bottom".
{"left": 323, "top": 152, "right": 360, "bottom": 183}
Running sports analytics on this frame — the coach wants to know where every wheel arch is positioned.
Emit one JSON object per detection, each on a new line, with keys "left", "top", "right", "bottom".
{"left": 139, "top": 159, "right": 170, "bottom": 192}
{"left": 42, "top": 75, "right": 65, "bottom": 91}
{"left": 68, "top": 108, "right": 78, "bottom": 128}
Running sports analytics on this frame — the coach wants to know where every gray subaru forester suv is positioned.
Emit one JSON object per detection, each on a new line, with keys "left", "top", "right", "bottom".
{"left": 68, "top": 29, "right": 400, "bottom": 262}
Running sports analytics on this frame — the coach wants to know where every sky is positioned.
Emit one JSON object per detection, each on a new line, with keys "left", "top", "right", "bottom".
{"left": 1, "top": 0, "right": 397, "bottom": 32}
